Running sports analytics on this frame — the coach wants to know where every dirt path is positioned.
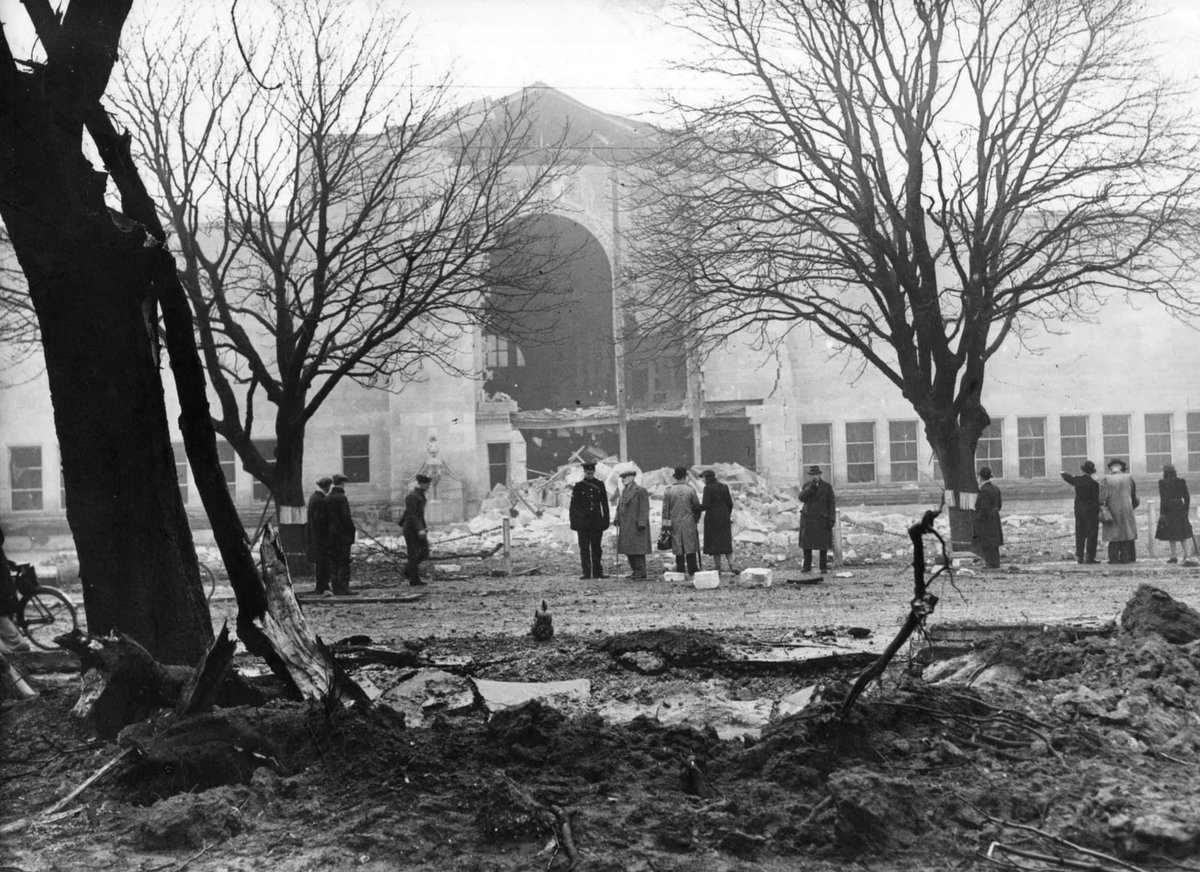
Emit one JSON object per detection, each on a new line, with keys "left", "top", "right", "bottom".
{"left": 214, "top": 560, "right": 1200, "bottom": 644}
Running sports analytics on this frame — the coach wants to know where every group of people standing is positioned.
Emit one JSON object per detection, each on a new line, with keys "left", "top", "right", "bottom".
{"left": 569, "top": 464, "right": 737, "bottom": 580}
{"left": 1061, "top": 459, "right": 1194, "bottom": 565}
{"left": 569, "top": 462, "right": 839, "bottom": 580}
{"left": 304, "top": 474, "right": 358, "bottom": 596}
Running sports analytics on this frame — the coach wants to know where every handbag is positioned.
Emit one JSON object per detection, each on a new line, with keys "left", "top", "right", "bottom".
{"left": 1099, "top": 504, "right": 1114, "bottom": 525}
{"left": 656, "top": 528, "right": 674, "bottom": 551}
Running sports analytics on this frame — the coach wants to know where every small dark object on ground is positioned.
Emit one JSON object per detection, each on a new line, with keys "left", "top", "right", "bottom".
{"left": 787, "top": 576, "right": 823, "bottom": 585}
{"left": 531, "top": 601, "right": 553, "bottom": 642}
{"left": 847, "top": 627, "right": 871, "bottom": 638}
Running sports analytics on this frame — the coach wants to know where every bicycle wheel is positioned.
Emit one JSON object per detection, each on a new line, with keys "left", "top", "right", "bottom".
{"left": 200, "top": 563, "right": 217, "bottom": 602}
{"left": 18, "top": 586, "right": 79, "bottom": 651}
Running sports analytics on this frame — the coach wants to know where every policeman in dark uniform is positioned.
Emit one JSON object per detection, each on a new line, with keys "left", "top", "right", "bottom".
{"left": 569, "top": 461, "right": 611, "bottom": 579}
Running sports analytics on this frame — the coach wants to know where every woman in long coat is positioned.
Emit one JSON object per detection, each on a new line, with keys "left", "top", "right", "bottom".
{"left": 662, "top": 467, "right": 702, "bottom": 575}
{"left": 614, "top": 469, "right": 651, "bottom": 579}
{"left": 1100, "top": 458, "right": 1138, "bottom": 564}
{"left": 1155, "top": 463, "right": 1192, "bottom": 563}
{"left": 700, "top": 469, "right": 735, "bottom": 573}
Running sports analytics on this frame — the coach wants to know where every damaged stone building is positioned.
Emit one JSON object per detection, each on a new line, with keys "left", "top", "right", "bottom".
{"left": 2, "top": 85, "right": 1199, "bottom": 534}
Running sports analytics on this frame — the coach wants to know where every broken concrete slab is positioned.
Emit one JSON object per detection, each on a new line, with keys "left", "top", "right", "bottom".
{"left": 471, "top": 677, "right": 591, "bottom": 712}
{"left": 379, "top": 669, "right": 476, "bottom": 727}
{"left": 777, "top": 686, "right": 816, "bottom": 717}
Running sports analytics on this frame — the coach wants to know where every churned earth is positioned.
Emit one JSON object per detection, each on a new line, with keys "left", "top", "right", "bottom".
{"left": 4, "top": 500, "right": 1200, "bottom": 871}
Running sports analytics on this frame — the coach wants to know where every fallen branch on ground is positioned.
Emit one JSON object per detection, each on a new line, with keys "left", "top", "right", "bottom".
{"left": 841, "top": 506, "right": 945, "bottom": 717}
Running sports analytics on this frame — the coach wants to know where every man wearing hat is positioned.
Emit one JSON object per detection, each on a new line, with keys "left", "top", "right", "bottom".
{"left": 401, "top": 474, "right": 433, "bottom": 586}
{"left": 799, "top": 465, "right": 836, "bottom": 573}
{"left": 972, "top": 467, "right": 1003, "bottom": 569}
{"left": 306, "top": 476, "right": 334, "bottom": 595}
{"left": 1060, "top": 461, "right": 1100, "bottom": 564}
{"left": 569, "top": 461, "right": 610, "bottom": 579}
{"left": 1100, "top": 458, "right": 1138, "bottom": 564}
{"left": 326, "top": 473, "right": 358, "bottom": 595}
{"left": 699, "top": 469, "right": 735, "bottom": 573}
{"left": 662, "top": 467, "right": 702, "bottom": 576}
{"left": 614, "top": 468, "right": 651, "bottom": 579}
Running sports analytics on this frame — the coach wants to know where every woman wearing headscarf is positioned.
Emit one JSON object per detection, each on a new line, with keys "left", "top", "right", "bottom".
{"left": 1100, "top": 458, "right": 1138, "bottom": 564}
{"left": 1155, "top": 463, "right": 1193, "bottom": 563}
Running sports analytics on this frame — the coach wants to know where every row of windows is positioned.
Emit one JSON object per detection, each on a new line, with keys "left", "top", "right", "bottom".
{"left": 802, "top": 413, "right": 1200, "bottom": 484}
{"left": 9, "top": 435, "right": 373, "bottom": 512}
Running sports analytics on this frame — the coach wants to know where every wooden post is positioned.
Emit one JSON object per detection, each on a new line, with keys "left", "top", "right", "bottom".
{"left": 689, "top": 349, "right": 703, "bottom": 467}
{"left": 833, "top": 508, "right": 843, "bottom": 567}
{"left": 611, "top": 170, "right": 628, "bottom": 461}
{"left": 1146, "top": 499, "right": 1156, "bottom": 557}
{"left": 503, "top": 516, "right": 512, "bottom": 577}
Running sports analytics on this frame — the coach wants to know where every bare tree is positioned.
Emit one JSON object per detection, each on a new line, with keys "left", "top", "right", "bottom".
{"left": 630, "top": 0, "right": 1200, "bottom": 541}
{"left": 112, "top": 0, "right": 575, "bottom": 512}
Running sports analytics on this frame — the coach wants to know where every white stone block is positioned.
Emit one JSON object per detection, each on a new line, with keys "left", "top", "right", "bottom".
{"left": 737, "top": 567, "right": 773, "bottom": 587}
{"left": 692, "top": 570, "right": 720, "bottom": 589}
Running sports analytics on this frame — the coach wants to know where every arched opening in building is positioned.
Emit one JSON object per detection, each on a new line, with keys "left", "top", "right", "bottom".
{"left": 483, "top": 215, "right": 615, "bottom": 410}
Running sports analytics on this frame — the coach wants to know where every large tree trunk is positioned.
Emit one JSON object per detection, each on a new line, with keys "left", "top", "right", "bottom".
{"left": 922, "top": 403, "right": 991, "bottom": 554}
{"left": 0, "top": 0, "right": 213, "bottom": 665}
{"left": 1, "top": 199, "right": 213, "bottom": 666}
{"left": 273, "top": 426, "right": 312, "bottom": 578}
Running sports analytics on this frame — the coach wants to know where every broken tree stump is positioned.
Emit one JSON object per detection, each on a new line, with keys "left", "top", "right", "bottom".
{"left": 176, "top": 622, "right": 236, "bottom": 716}
{"left": 253, "top": 526, "right": 368, "bottom": 707}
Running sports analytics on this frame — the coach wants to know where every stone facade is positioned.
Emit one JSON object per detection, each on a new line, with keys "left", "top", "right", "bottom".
{"left": 2, "top": 86, "right": 1198, "bottom": 538}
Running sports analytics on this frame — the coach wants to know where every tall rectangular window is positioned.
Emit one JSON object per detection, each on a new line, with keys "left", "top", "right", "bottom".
{"left": 487, "top": 443, "right": 510, "bottom": 489}
{"left": 978, "top": 419, "right": 1004, "bottom": 478}
{"left": 845, "top": 422, "right": 876, "bottom": 483}
{"left": 252, "top": 438, "right": 276, "bottom": 502}
{"left": 1060, "top": 416, "right": 1089, "bottom": 473}
{"left": 342, "top": 435, "right": 371, "bottom": 483}
{"left": 9, "top": 446, "right": 43, "bottom": 511}
{"left": 1145, "top": 413, "right": 1172, "bottom": 474}
{"left": 218, "top": 441, "right": 236, "bottom": 499}
{"left": 172, "top": 442, "right": 188, "bottom": 504}
{"left": 1102, "top": 415, "right": 1130, "bottom": 465}
{"left": 889, "top": 420, "right": 918, "bottom": 482}
{"left": 1189, "top": 412, "right": 1200, "bottom": 473}
{"left": 1017, "top": 417, "right": 1046, "bottom": 479}
{"left": 801, "top": 423, "right": 832, "bottom": 478}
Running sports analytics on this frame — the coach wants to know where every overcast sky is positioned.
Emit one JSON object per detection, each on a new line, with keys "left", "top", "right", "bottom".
{"left": 0, "top": 0, "right": 1197, "bottom": 118}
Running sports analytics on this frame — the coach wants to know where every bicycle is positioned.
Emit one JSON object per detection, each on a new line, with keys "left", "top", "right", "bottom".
{"left": 10, "top": 561, "right": 79, "bottom": 651}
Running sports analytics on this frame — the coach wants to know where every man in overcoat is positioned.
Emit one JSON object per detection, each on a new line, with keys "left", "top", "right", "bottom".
{"left": 326, "top": 473, "right": 358, "bottom": 595}
{"left": 973, "top": 466, "right": 1003, "bottom": 568}
{"left": 662, "top": 466, "right": 702, "bottom": 576}
{"left": 401, "top": 473, "right": 433, "bottom": 586}
{"left": 700, "top": 469, "right": 735, "bottom": 573}
{"left": 614, "top": 469, "right": 651, "bottom": 579}
{"left": 306, "top": 475, "right": 333, "bottom": 595}
{"left": 569, "top": 461, "right": 610, "bottom": 579}
{"left": 1100, "top": 458, "right": 1138, "bottom": 564}
{"left": 799, "top": 464, "right": 836, "bottom": 573}
{"left": 1060, "top": 460, "right": 1100, "bottom": 564}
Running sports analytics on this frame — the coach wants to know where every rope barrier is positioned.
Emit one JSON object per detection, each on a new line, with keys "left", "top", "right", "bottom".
{"left": 841, "top": 515, "right": 1085, "bottom": 548}
{"left": 354, "top": 522, "right": 505, "bottom": 558}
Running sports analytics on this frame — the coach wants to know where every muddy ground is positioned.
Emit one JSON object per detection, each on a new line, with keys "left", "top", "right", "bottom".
{"left": 5, "top": 506, "right": 1200, "bottom": 871}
